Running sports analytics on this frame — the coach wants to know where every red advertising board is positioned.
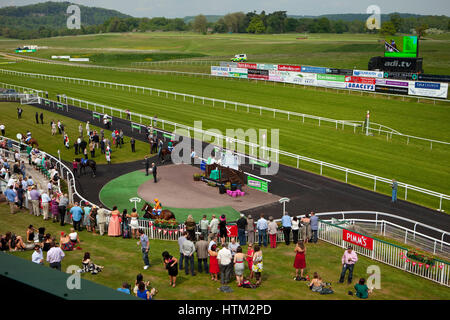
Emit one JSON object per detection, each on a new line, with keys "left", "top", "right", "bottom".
{"left": 343, "top": 229, "right": 374, "bottom": 250}
{"left": 248, "top": 74, "right": 269, "bottom": 80}
{"left": 278, "top": 64, "right": 301, "bottom": 72}
{"left": 345, "top": 76, "right": 376, "bottom": 85}
{"left": 237, "top": 63, "right": 257, "bottom": 69}
{"left": 226, "top": 225, "right": 238, "bottom": 237}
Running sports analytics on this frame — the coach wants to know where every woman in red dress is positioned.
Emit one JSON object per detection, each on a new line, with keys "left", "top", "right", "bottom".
{"left": 246, "top": 243, "right": 254, "bottom": 279}
{"left": 208, "top": 244, "right": 220, "bottom": 281}
{"left": 293, "top": 240, "right": 307, "bottom": 280}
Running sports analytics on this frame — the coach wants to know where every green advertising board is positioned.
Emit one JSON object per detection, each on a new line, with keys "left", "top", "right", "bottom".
{"left": 249, "top": 158, "right": 269, "bottom": 168}
{"left": 229, "top": 72, "right": 248, "bottom": 78}
{"left": 316, "top": 74, "right": 346, "bottom": 82}
{"left": 247, "top": 175, "right": 269, "bottom": 193}
{"left": 15, "top": 49, "right": 36, "bottom": 53}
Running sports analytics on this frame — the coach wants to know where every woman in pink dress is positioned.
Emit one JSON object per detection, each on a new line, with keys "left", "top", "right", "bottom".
{"left": 246, "top": 243, "right": 254, "bottom": 279}
{"left": 293, "top": 240, "right": 307, "bottom": 280}
{"left": 108, "top": 206, "right": 122, "bottom": 237}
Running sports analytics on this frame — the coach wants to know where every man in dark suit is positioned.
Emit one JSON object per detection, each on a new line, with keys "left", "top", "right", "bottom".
{"left": 130, "top": 137, "right": 136, "bottom": 153}
{"left": 35, "top": 112, "right": 39, "bottom": 124}
{"left": 40, "top": 112, "right": 44, "bottom": 124}
{"left": 145, "top": 156, "right": 150, "bottom": 176}
{"left": 152, "top": 163, "right": 157, "bottom": 183}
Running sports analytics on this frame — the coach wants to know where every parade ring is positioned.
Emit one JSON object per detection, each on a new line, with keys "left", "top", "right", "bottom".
{"left": 99, "top": 164, "right": 281, "bottom": 222}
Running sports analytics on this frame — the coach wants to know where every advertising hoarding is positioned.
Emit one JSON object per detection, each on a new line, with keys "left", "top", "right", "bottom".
{"left": 345, "top": 76, "right": 376, "bottom": 85}
{"left": 375, "top": 79, "right": 409, "bottom": 87}
{"left": 278, "top": 64, "right": 301, "bottom": 72}
{"left": 237, "top": 62, "right": 257, "bottom": 69}
{"left": 248, "top": 68, "right": 269, "bottom": 80}
{"left": 301, "top": 66, "right": 327, "bottom": 74}
{"left": 375, "top": 85, "right": 409, "bottom": 95}
{"left": 257, "top": 63, "right": 278, "bottom": 70}
{"left": 408, "top": 82, "right": 448, "bottom": 98}
{"left": 247, "top": 176, "right": 269, "bottom": 193}
{"left": 353, "top": 70, "right": 384, "bottom": 78}
{"left": 343, "top": 229, "right": 374, "bottom": 250}
{"left": 345, "top": 82, "right": 375, "bottom": 91}
{"left": 317, "top": 74, "right": 345, "bottom": 82}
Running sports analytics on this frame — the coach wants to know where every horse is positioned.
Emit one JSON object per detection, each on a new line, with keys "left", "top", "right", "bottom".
{"left": 159, "top": 141, "right": 178, "bottom": 164}
{"left": 21, "top": 134, "right": 39, "bottom": 148}
{"left": 141, "top": 202, "right": 176, "bottom": 220}
{"left": 75, "top": 158, "right": 97, "bottom": 177}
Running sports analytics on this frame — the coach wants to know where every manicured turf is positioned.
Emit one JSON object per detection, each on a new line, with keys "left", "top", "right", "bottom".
{"left": 1, "top": 32, "right": 449, "bottom": 74}
{"left": 0, "top": 64, "right": 449, "bottom": 212}
{"left": 1, "top": 203, "right": 449, "bottom": 300}
{"left": 0, "top": 102, "right": 151, "bottom": 164}
{"left": 99, "top": 170, "right": 241, "bottom": 222}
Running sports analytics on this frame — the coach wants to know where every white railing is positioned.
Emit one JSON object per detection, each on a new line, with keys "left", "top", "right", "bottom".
{"left": 317, "top": 220, "right": 449, "bottom": 287}
{"left": 34, "top": 94, "right": 450, "bottom": 212}
{"left": 4, "top": 52, "right": 450, "bottom": 105}
{"left": 2, "top": 69, "right": 449, "bottom": 149}
{"left": 0, "top": 81, "right": 44, "bottom": 96}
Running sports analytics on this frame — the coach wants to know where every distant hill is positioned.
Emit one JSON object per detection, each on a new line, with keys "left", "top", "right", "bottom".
{"left": 0, "top": 1, "right": 131, "bottom": 30}
{"left": 183, "top": 15, "right": 223, "bottom": 24}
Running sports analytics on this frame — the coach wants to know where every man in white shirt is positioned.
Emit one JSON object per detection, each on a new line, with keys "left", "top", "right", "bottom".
{"left": 41, "top": 191, "right": 51, "bottom": 220}
{"left": 217, "top": 243, "right": 232, "bottom": 285}
{"left": 31, "top": 245, "right": 44, "bottom": 265}
{"left": 208, "top": 235, "right": 217, "bottom": 251}
{"left": 228, "top": 238, "right": 239, "bottom": 259}
{"left": 46, "top": 241, "right": 65, "bottom": 271}
{"left": 199, "top": 215, "right": 209, "bottom": 240}
{"left": 209, "top": 215, "right": 219, "bottom": 240}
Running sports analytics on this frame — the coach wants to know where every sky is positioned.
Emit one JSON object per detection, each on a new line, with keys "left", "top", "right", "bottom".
{"left": 1, "top": 0, "right": 449, "bottom": 18}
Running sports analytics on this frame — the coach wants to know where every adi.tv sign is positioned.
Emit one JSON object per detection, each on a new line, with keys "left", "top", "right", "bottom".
{"left": 343, "top": 229, "right": 373, "bottom": 250}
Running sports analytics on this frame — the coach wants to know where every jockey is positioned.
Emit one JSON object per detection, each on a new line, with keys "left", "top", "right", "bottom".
{"left": 25, "top": 131, "right": 32, "bottom": 143}
{"left": 64, "top": 134, "right": 70, "bottom": 149}
{"left": 168, "top": 140, "right": 173, "bottom": 152}
{"left": 152, "top": 198, "right": 162, "bottom": 215}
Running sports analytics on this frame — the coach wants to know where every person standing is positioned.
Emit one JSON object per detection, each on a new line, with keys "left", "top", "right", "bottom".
{"left": 208, "top": 244, "right": 220, "bottom": 281}
{"left": 51, "top": 121, "right": 57, "bottom": 136}
{"left": 4, "top": 185, "right": 17, "bottom": 214}
{"left": 291, "top": 216, "right": 300, "bottom": 245}
{"left": 236, "top": 214, "right": 247, "bottom": 246}
{"left": 86, "top": 121, "right": 90, "bottom": 137}
{"left": 152, "top": 163, "right": 157, "bottom": 183}
{"left": 310, "top": 212, "right": 319, "bottom": 243}
{"left": 78, "top": 123, "right": 83, "bottom": 138}
{"left": 300, "top": 214, "right": 311, "bottom": 243}
{"left": 218, "top": 243, "right": 233, "bottom": 286}
{"left": 199, "top": 215, "right": 209, "bottom": 240}
{"left": 58, "top": 194, "right": 69, "bottom": 226}
{"left": 218, "top": 215, "right": 227, "bottom": 246}
{"left": 72, "top": 159, "right": 78, "bottom": 177}
{"left": 138, "top": 229, "right": 150, "bottom": 270}
{"left": 162, "top": 251, "right": 178, "bottom": 287}
{"left": 268, "top": 216, "right": 278, "bottom": 248}
{"left": 339, "top": 246, "right": 358, "bottom": 284}
{"left": 96, "top": 206, "right": 110, "bottom": 236}
{"left": 130, "top": 137, "right": 136, "bottom": 153}
{"left": 17, "top": 107, "right": 22, "bottom": 119}
{"left": 119, "top": 129, "right": 124, "bottom": 147}
{"left": 252, "top": 245, "right": 263, "bottom": 286}
{"left": 46, "top": 241, "right": 65, "bottom": 271}
{"left": 32, "top": 244, "right": 44, "bottom": 264}
{"left": 40, "top": 112, "right": 44, "bottom": 125}
{"left": 108, "top": 206, "right": 121, "bottom": 237}
{"left": 35, "top": 112, "right": 39, "bottom": 124}
{"left": 182, "top": 234, "right": 196, "bottom": 276}
{"left": 41, "top": 191, "right": 51, "bottom": 221}
{"left": 293, "top": 241, "right": 307, "bottom": 280}
{"left": 29, "top": 186, "right": 41, "bottom": 217}
{"left": 185, "top": 215, "right": 197, "bottom": 242}
{"left": 105, "top": 146, "right": 111, "bottom": 164}
{"left": 281, "top": 212, "right": 292, "bottom": 245}
{"left": 178, "top": 231, "right": 187, "bottom": 270}
{"left": 89, "top": 141, "right": 95, "bottom": 158}
{"left": 70, "top": 202, "right": 84, "bottom": 231}
{"left": 234, "top": 246, "right": 245, "bottom": 286}
{"left": 195, "top": 235, "right": 209, "bottom": 274}
{"left": 0, "top": 123, "right": 5, "bottom": 136}
{"left": 391, "top": 179, "right": 398, "bottom": 204}
{"left": 145, "top": 156, "right": 150, "bottom": 176}
{"left": 246, "top": 215, "right": 255, "bottom": 244}
{"left": 209, "top": 214, "right": 219, "bottom": 241}
{"left": 256, "top": 214, "right": 268, "bottom": 248}
{"left": 246, "top": 243, "right": 254, "bottom": 279}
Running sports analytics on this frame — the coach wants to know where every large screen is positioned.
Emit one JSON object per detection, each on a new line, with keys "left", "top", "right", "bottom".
{"left": 384, "top": 36, "right": 418, "bottom": 58}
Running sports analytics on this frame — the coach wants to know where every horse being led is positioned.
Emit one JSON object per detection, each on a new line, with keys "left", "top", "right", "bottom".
{"left": 141, "top": 202, "right": 176, "bottom": 220}
{"left": 75, "top": 158, "right": 97, "bottom": 177}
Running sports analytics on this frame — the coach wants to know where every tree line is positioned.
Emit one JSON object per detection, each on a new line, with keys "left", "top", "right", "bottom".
{"left": 0, "top": 5, "right": 448, "bottom": 40}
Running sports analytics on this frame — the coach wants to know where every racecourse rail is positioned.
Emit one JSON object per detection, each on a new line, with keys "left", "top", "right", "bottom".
{"left": 1, "top": 80, "right": 449, "bottom": 212}
{"left": 3, "top": 52, "right": 450, "bottom": 107}
{"left": 1, "top": 139, "right": 449, "bottom": 286}
{"left": 1, "top": 68, "right": 449, "bottom": 150}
